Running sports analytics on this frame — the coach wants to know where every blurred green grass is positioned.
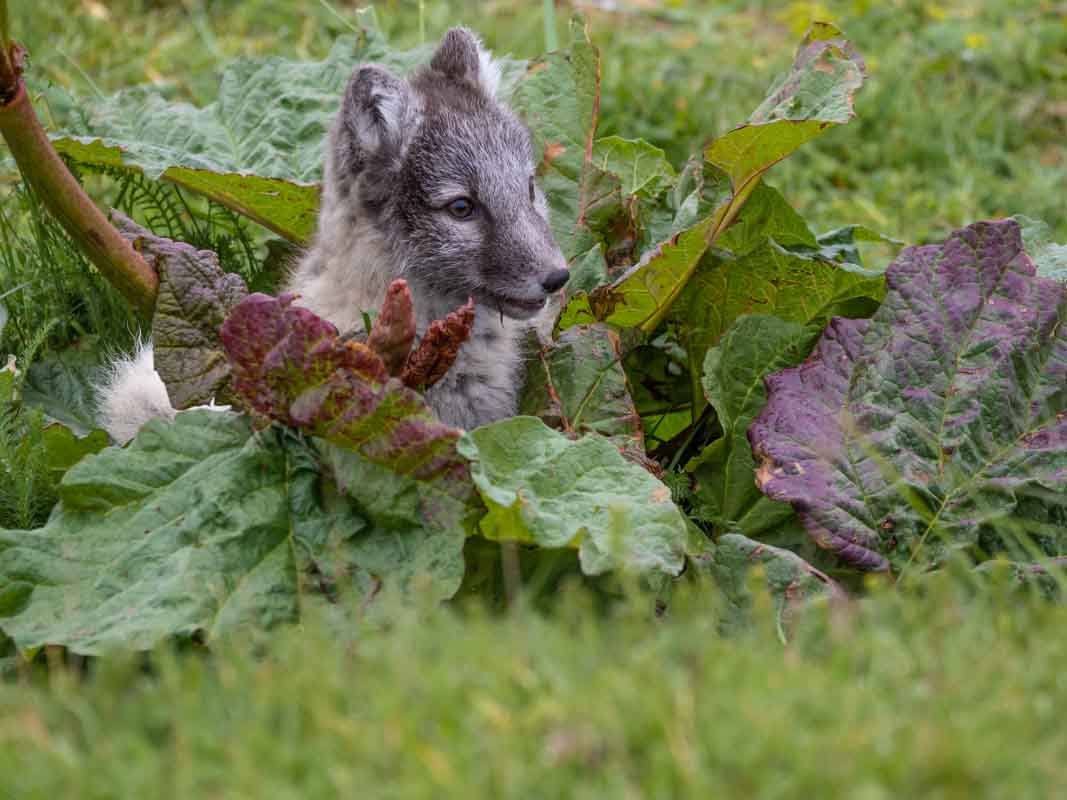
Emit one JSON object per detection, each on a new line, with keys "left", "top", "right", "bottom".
{"left": 4, "top": 580, "right": 1066, "bottom": 798}
{"left": 10, "top": 0, "right": 1067, "bottom": 244}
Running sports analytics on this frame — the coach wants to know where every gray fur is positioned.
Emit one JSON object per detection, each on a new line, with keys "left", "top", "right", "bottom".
{"left": 287, "top": 27, "right": 567, "bottom": 429}
{"left": 98, "top": 28, "right": 565, "bottom": 441}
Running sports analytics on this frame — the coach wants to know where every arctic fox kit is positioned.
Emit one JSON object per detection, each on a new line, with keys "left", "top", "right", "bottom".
{"left": 99, "top": 27, "right": 568, "bottom": 442}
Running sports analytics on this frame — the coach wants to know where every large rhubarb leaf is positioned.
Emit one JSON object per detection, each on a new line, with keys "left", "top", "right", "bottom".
{"left": 561, "top": 23, "right": 866, "bottom": 332}
{"left": 750, "top": 220, "right": 1067, "bottom": 573}
{"left": 0, "top": 412, "right": 338, "bottom": 654}
{"left": 671, "top": 239, "right": 884, "bottom": 373}
{"left": 315, "top": 441, "right": 471, "bottom": 604}
{"left": 688, "top": 315, "right": 818, "bottom": 537}
{"left": 457, "top": 416, "right": 686, "bottom": 576}
{"left": 0, "top": 408, "right": 472, "bottom": 655}
{"left": 39, "top": 424, "right": 109, "bottom": 484}
{"left": 56, "top": 137, "right": 321, "bottom": 243}
{"left": 111, "top": 212, "right": 248, "bottom": 409}
{"left": 591, "top": 136, "right": 676, "bottom": 202}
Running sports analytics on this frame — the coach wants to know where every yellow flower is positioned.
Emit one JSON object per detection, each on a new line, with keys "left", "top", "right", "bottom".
{"left": 964, "top": 32, "right": 989, "bottom": 50}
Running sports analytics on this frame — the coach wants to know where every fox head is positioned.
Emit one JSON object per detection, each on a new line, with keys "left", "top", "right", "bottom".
{"left": 325, "top": 27, "right": 569, "bottom": 321}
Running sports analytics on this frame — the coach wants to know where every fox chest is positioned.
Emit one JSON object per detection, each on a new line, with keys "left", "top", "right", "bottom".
{"left": 424, "top": 322, "right": 524, "bottom": 430}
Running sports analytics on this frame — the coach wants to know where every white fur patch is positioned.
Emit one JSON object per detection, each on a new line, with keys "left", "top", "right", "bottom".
{"left": 476, "top": 40, "right": 502, "bottom": 99}
{"left": 96, "top": 341, "right": 175, "bottom": 444}
{"left": 96, "top": 342, "right": 232, "bottom": 444}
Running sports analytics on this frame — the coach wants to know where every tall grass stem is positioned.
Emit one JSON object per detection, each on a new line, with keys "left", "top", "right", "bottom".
{"left": 543, "top": 0, "right": 558, "bottom": 51}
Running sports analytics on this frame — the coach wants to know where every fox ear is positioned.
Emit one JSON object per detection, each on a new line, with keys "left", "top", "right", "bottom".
{"left": 335, "top": 64, "right": 416, "bottom": 172}
{"left": 430, "top": 27, "right": 501, "bottom": 98}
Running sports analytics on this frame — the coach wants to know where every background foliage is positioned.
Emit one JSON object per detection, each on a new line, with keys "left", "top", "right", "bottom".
{"left": 14, "top": 0, "right": 1067, "bottom": 245}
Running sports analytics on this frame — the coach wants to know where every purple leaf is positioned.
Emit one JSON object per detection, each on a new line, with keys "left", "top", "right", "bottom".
{"left": 750, "top": 220, "right": 1067, "bottom": 573}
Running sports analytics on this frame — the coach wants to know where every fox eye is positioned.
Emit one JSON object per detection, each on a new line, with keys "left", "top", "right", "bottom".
{"left": 447, "top": 197, "right": 475, "bottom": 219}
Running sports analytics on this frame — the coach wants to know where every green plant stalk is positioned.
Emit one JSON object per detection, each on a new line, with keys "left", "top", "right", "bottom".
{"left": 542, "top": 0, "right": 558, "bottom": 52}
{"left": 0, "top": 79, "right": 158, "bottom": 314}
{"left": 688, "top": 342, "right": 706, "bottom": 422}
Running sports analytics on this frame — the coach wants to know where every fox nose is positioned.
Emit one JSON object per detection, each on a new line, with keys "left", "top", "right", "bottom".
{"left": 540, "top": 268, "right": 570, "bottom": 293}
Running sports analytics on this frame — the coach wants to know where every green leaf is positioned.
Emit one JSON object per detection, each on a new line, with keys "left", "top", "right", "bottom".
{"left": 518, "top": 324, "right": 641, "bottom": 441}
{"left": 1016, "top": 215, "right": 1067, "bottom": 281}
{"left": 40, "top": 424, "right": 109, "bottom": 484}
{"left": 660, "top": 182, "right": 885, "bottom": 383}
{"left": 591, "top": 136, "right": 676, "bottom": 200}
{"left": 0, "top": 412, "right": 322, "bottom": 653}
{"left": 512, "top": 19, "right": 601, "bottom": 263}
{"left": 53, "top": 138, "right": 320, "bottom": 244}
{"left": 688, "top": 315, "right": 818, "bottom": 536}
{"left": 0, "top": 408, "right": 473, "bottom": 655}
{"left": 560, "top": 214, "right": 718, "bottom": 331}
{"left": 714, "top": 180, "right": 817, "bottom": 255}
{"left": 694, "top": 533, "right": 844, "bottom": 636}
{"left": 708, "top": 22, "right": 864, "bottom": 183}
{"left": 458, "top": 417, "right": 686, "bottom": 576}
{"left": 111, "top": 212, "right": 248, "bottom": 409}
{"left": 566, "top": 243, "right": 612, "bottom": 295}
{"left": 670, "top": 233, "right": 885, "bottom": 378}
{"left": 810, "top": 224, "right": 904, "bottom": 271}
{"left": 316, "top": 440, "right": 472, "bottom": 604}
{"left": 20, "top": 337, "right": 105, "bottom": 436}
{"left": 563, "top": 23, "right": 866, "bottom": 333}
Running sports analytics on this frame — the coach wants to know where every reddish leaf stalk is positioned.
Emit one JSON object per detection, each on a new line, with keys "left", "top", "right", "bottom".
{"left": 0, "top": 53, "right": 158, "bottom": 314}
{"left": 402, "top": 298, "right": 476, "bottom": 390}
{"left": 367, "top": 279, "right": 417, "bottom": 376}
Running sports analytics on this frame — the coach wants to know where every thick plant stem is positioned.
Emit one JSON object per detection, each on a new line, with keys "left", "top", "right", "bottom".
{"left": 0, "top": 78, "right": 158, "bottom": 314}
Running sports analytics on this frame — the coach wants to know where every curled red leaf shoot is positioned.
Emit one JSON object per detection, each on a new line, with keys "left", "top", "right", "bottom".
{"left": 367, "top": 279, "right": 417, "bottom": 376}
{"left": 402, "top": 298, "right": 476, "bottom": 391}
